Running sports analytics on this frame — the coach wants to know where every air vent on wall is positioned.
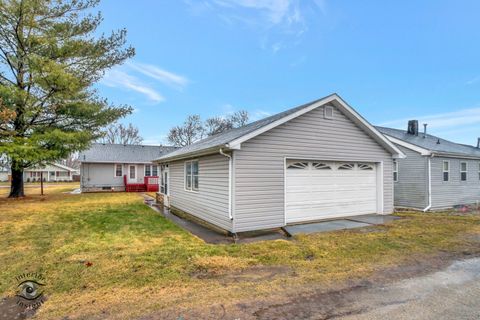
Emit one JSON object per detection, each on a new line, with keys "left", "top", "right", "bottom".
{"left": 324, "top": 106, "right": 334, "bottom": 119}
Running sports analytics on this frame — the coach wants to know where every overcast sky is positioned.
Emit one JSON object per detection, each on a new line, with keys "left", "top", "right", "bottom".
{"left": 95, "top": 0, "right": 480, "bottom": 145}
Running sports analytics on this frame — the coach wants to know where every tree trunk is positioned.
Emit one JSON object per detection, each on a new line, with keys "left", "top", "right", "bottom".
{"left": 9, "top": 167, "right": 25, "bottom": 198}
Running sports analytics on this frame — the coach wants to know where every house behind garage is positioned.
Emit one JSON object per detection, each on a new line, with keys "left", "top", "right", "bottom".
{"left": 155, "top": 94, "right": 405, "bottom": 233}
{"left": 79, "top": 144, "right": 176, "bottom": 192}
{"left": 377, "top": 122, "right": 480, "bottom": 210}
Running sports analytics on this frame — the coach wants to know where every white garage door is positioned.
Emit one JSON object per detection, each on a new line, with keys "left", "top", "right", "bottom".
{"left": 286, "top": 160, "right": 378, "bottom": 223}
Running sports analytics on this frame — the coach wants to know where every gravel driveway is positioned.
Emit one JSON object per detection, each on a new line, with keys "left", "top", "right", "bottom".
{"left": 339, "top": 257, "right": 480, "bottom": 320}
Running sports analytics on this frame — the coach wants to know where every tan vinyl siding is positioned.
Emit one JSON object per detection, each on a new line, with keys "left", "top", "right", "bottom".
{"left": 393, "top": 146, "right": 429, "bottom": 209}
{"left": 169, "top": 154, "right": 232, "bottom": 231}
{"left": 431, "top": 157, "right": 480, "bottom": 209}
{"left": 233, "top": 105, "right": 394, "bottom": 232}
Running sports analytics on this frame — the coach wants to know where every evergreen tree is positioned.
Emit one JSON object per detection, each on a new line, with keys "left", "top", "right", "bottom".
{"left": 0, "top": 0, "right": 135, "bottom": 197}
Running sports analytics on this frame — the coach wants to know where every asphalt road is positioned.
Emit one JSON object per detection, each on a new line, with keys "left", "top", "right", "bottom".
{"left": 339, "top": 257, "right": 480, "bottom": 320}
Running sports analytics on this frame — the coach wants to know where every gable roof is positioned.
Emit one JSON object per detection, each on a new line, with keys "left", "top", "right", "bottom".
{"left": 79, "top": 143, "right": 177, "bottom": 164}
{"left": 26, "top": 162, "right": 77, "bottom": 172}
{"left": 156, "top": 93, "right": 405, "bottom": 162}
{"left": 376, "top": 126, "right": 480, "bottom": 159}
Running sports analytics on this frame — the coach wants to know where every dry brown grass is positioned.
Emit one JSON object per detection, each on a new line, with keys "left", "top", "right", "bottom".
{"left": 1, "top": 187, "right": 480, "bottom": 319}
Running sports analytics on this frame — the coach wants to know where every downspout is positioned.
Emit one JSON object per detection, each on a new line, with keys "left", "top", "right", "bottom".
{"left": 422, "top": 155, "right": 433, "bottom": 212}
{"left": 219, "top": 148, "right": 233, "bottom": 220}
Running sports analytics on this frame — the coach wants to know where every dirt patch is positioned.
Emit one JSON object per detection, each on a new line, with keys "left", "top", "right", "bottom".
{"left": 0, "top": 297, "right": 39, "bottom": 320}
{"left": 139, "top": 250, "right": 480, "bottom": 320}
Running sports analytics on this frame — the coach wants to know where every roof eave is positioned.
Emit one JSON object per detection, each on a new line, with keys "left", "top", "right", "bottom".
{"left": 383, "top": 135, "right": 432, "bottom": 156}
{"left": 431, "top": 152, "right": 480, "bottom": 160}
{"left": 154, "top": 145, "right": 233, "bottom": 163}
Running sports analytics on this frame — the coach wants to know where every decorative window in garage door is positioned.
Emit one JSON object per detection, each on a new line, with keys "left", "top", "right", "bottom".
{"left": 338, "top": 163, "right": 355, "bottom": 170}
{"left": 287, "top": 162, "right": 309, "bottom": 169}
{"left": 358, "top": 164, "right": 374, "bottom": 170}
{"left": 312, "top": 162, "right": 332, "bottom": 170}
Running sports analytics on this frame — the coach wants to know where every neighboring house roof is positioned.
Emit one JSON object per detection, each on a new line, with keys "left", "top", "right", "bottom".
{"left": 156, "top": 93, "right": 405, "bottom": 162}
{"left": 26, "top": 162, "right": 77, "bottom": 172}
{"left": 376, "top": 126, "right": 480, "bottom": 159}
{"left": 79, "top": 143, "right": 177, "bottom": 164}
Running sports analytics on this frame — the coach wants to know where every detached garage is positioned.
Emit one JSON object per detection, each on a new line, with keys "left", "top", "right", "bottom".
{"left": 155, "top": 94, "right": 405, "bottom": 234}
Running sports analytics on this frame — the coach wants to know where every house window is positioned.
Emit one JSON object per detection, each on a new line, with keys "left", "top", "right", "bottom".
{"left": 145, "top": 165, "right": 151, "bottom": 177}
{"left": 160, "top": 165, "right": 168, "bottom": 195}
{"left": 287, "top": 162, "right": 309, "bottom": 169}
{"left": 312, "top": 162, "right": 331, "bottom": 170}
{"left": 115, "top": 164, "right": 123, "bottom": 177}
{"left": 393, "top": 161, "right": 398, "bottom": 182}
{"left": 443, "top": 161, "right": 449, "bottom": 182}
{"left": 358, "top": 164, "right": 374, "bottom": 171}
{"left": 460, "top": 162, "right": 467, "bottom": 181}
{"left": 338, "top": 163, "right": 355, "bottom": 170}
{"left": 145, "top": 165, "right": 159, "bottom": 177}
{"left": 185, "top": 161, "right": 199, "bottom": 191}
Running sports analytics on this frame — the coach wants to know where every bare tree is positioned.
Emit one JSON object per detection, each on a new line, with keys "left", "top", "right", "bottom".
{"left": 167, "top": 115, "right": 204, "bottom": 147}
{"left": 101, "top": 123, "right": 144, "bottom": 145}
{"left": 167, "top": 111, "right": 249, "bottom": 147}
{"left": 204, "top": 116, "right": 232, "bottom": 136}
{"left": 229, "top": 110, "right": 249, "bottom": 127}
{"left": 63, "top": 153, "right": 80, "bottom": 170}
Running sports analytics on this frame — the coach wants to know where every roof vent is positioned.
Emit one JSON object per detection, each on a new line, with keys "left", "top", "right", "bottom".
{"left": 437, "top": 139, "right": 441, "bottom": 144}
{"left": 477, "top": 138, "right": 480, "bottom": 148}
{"left": 407, "top": 120, "right": 419, "bottom": 136}
{"left": 423, "top": 123, "right": 427, "bottom": 138}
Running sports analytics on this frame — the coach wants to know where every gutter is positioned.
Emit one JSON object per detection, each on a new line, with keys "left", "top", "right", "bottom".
{"left": 219, "top": 148, "right": 233, "bottom": 220}
{"left": 422, "top": 154, "right": 434, "bottom": 212}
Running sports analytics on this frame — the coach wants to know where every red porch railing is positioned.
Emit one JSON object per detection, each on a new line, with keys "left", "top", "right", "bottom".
{"left": 123, "top": 175, "right": 159, "bottom": 192}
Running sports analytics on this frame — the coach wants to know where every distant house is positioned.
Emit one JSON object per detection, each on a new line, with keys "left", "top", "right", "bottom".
{"left": 377, "top": 121, "right": 480, "bottom": 210}
{"left": 0, "top": 167, "right": 9, "bottom": 182}
{"left": 154, "top": 94, "right": 405, "bottom": 233}
{"left": 24, "top": 163, "right": 77, "bottom": 182}
{"left": 79, "top": 144, "right": 177, "bottom": 192}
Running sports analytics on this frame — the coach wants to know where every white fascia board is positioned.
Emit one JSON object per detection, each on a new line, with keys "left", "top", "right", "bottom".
{"left": 384, "top": 135, "right": 431, "bottom": 156}
{"left": 226, "top": 93, "right": 406, "bottom": 159}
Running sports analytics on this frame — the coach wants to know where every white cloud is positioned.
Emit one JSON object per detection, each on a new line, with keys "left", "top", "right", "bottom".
{"left": 251, "top": 109, "right": 272, "bottom": 121}
{"left": 380, "top": 106, "right": 480, "bottom": 144}
{"left": 466, "top": 75, "right": 480, "bottom": 85}
{"left": 219, "top": 104, "right": 271, "bottom": 122}
{"left": 101, "top": 69, "right": 164, "bottom": 103}
{"left": 380, "top": 107, "right": 480, "bottom": 130}
{"left": 143, "top": 134, "right": 168, "bottom": 145}
{"left": 127, "top": 62, "right": 189, "bottom": 90}
{"left": 186, "top": 0, "right": 327, "bottom": 52}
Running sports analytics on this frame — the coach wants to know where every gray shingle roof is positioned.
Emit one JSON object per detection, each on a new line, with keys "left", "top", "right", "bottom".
{"left": 376, "top": 126, "right": 480, "bottom": 158}
{"left": 79, "top": 143, "right": 177, "bottom": 163}
{"left": 156, "top": 94, "right": 336, "bottom": 161}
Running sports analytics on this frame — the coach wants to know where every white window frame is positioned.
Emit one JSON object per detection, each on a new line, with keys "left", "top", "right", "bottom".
{"left": 393, "top": 161, "right": 398, "bottom": 182}
{"left": 184, "top": 160, "right": 199, "bottom": 192}
{"left": 114, "top": 164, "right": 123, "bottom": 177}
{"left": 460, "top": 161, "right": 467, "bottom": 181}
{"left": 145, "top": 164, "right": 151, "bottom": 177}
{"left": 443, "top": 161, "right": 449, "bottom": 182}
{"left": 324, "top": 105, "right": 334, "bottom": 119}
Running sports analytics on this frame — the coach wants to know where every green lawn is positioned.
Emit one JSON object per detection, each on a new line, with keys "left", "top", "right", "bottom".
{"left": 1, "top": 188, "right": 480, "bottom": 319}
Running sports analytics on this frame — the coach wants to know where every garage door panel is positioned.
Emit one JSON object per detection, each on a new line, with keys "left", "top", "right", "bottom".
{"left": 286, "top": 161, "right": 377, "bottom": 223}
